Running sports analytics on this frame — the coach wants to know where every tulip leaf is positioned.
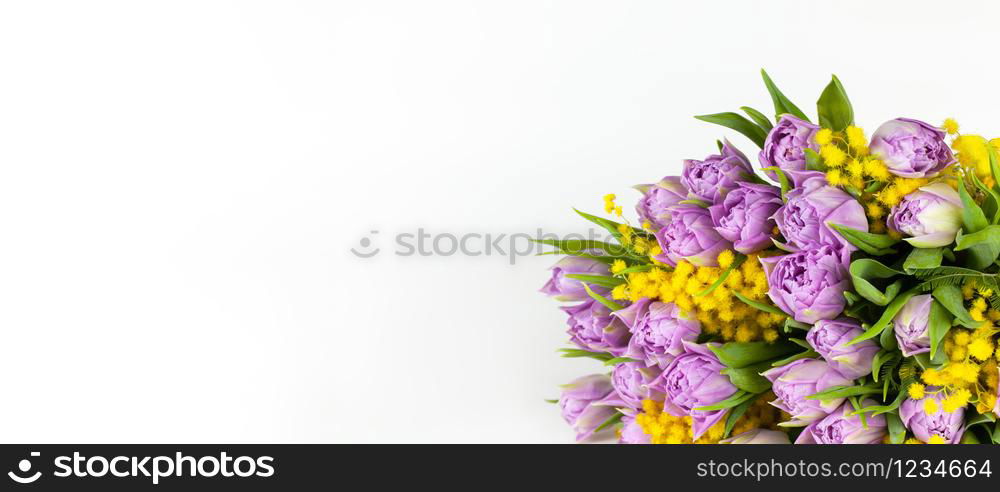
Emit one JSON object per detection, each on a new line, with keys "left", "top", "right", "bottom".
{"left": 971, "top": 170, "right": 1000, "bottom": 224}
{"left": 760, "top": 166, "right": 792, "bottom": 200}
{"left": 573, "top": 209, "right": 649, "bottom": 246}
{"left": 847, "top": 287, "right": 919, "bottom": 346}
{"left": 565, "top": 274, "right": 624, "bottom": 288}
{"left": 769, "top": 349, "right": 818, "bottom": 368}
{"left": 928, "top": 300, "right": 953, "bottom": 360}
{"left": 532, "top": 238, "right": 631, "bottom": 259}
{"left": 723, "top": 393, "right": 758, "bottom": 438}
{"left": 878, "top": 319, "right": 899, "bottom": 351}
{"left": 828, "top": 223, "right": 899, "bottom": 256}
{"left": 722, "top": 362, "right": 773, "bottom": 394}
{"left": 594, "top": 412, "right": 623, "bottom": 433}
{"left": 816, "top": 74, "right": 853, "bottom": 131}
{"left": 732, "top": 291, "right": 787, "bottom": 317}
{"left": 760, "top": 69, "right": 810, "bottom": 122}
{"left": 558, "top": 348, "right": 614, "bottom": 362}
{"left": 902, "top": 247, "right": 944, "bottom": 275}
{"left": 694, "top": 390, "right": 755, "bottom": 412}
{"left": 990, "top": 144, "right": 1000, "bottom": 198}
{"left": 849, "top": 258, "right": 902, "bottom": 306}
{"left": 806, "top": 384, "right": 881, "bottom": 402}
{"left": 740, "top": 106, "right": 772, "bottom": 131}
{"left": 954, "top": 226, "right": 1000, "bottom": 270}
{"left": 603, "top": 357, "right": 640, "bottom": 366}
{"left": 678, "top": 199, "right": 711, "bottom": 208}
{"left": 958, "top": 179, "right": 989, "bottom": 233}
{"left": 804, "top": 148, "right": 825, "bottom": 172}
{"left": 580, "top": 283, "right": 625, "bottom": 311}
{"left": 886, "top": 412, "right": 906, "bottom": 444}
{"left": 695, "top": 253, "right": 746, "bottom": 297}
{"left": 707, "top": 340, "right": 798, "bottom": 369}
{"left": 931, "top": 284, "right": 979, "bottom": 328}
{"left": 693, "top": 112, "right": 768, "bottom": 148}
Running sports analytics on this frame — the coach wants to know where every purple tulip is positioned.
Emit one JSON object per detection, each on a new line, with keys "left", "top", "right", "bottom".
{"left": 558, "top": 374, "right": 619, "bottom": 441}
{"left": 759, "top": 115, "right": 821, "bottom": 179}
{"left": 720, "top": 429, "right": 791, "bottom": 444}
{"left": 611, "top": 361, "right": 663, "bottom": 409}
{"left": 869, "top": 118, "right": 955, "bottom": 178}
{"left": 760, "top": 245, "right": 851, "bottom": 324}
{"left": 774, "top": 171, "right": 868, "bottom": 252}
{"left": 893, "top": 294, "right": 932, "bottom": 357}
{"left": 763, "top": 359, "right": 853, "bottom": 426}
{"left": 540, "top": 256, "right": 611, "bottom": 301}
{"left": 653, "top": 204, "right": 732, "bottom": 267}
{"left": 887, "top": 182, "right": 963, "bottom": 248}
{"left": 613, "top": 298, "right": 701, "bottom": 369}
{"left": 562, "top": 299, "right": 631, "bottom": 357}
{"left": 635, "top": 177, "right": 687, "bottom": 230}
{"left": 651, "top": 342, "right": 739, "bottom": 439}
{"left": 795, "top": 400, "right": 886, "bottom": 444}
{"left": 806, "top": 318, "right": 880, "bottom": 380}
{"left": 618, "top": 414, "right": 651, "bottom": 444}
{"left": 681, "top": 140, "right": 753, "bottom": 203}
{"left": 709, "top": 182, "right": 783, "bottom": 254}
{"left": 899, "top": 389, "right": 966, "bottom": 444}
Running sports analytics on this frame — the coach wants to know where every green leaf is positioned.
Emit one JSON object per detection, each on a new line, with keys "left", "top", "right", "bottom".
{"left": 989, "top": 144, "right": 1000, "bottom": 197}
{"left": 803, "top": 148, "right": 825, "bottom": 172}
{"left": 696, "top": 253, "right": 746, "bottom": 297}
{"left": 806, "top": 384, "right": 881, "bottom": 401}
{"left": 722, "top": 361, "right": 773, "bottom": 393}
{"left": 558, "top": 348, "right": 614, "bottom": 362}
{"left": 871, "top": 349, "right": 900, "bottom": 383}
{"left": 695, "top": 390, "right": 755, "bottom": 412}
{"left": 848, "top": 288, "right": 919, "bottom": 346}
{"left": 565, "top": 274, "right": 623, "bottom": 288}
{"left": 532, "top": 238, "right": 626, "bottom": 257}
{"left": 603, "top": 357, "right": 640, "bottom": 366}
{"left": 707, "top": 341, "right": 798, "bottom": 369}
{"left": 971, "top": 171, "right": 1000, "bottom": 224}
{"left": 678, "top": 198, "right": 711, "bottom": 208}
{"left": 886, "top": 412, "right": 905, "bottom": 444}
{"left": 573, "top": 209, "right": 647, "bottom": 245}
{"left": 931, "top": 284, "right": 978, "bottom": 328}
{"left": 958, "top": 179, "right": 989, "bottom": 233}
{"left": 903, "top": 247, "right": 944, "bottom": 275}
{"left": 770, "top": 349, "right": 818, "bottom": 367}
{"left": 581, "top": 283, "right": 625, "bottom": 311}
{"left": 829, "top": 223, "right": 899, "bottom": 256}
{"left": 594, "top": 412, "right": 623, "bottom": 432}
{"left": 879, "top": 320, "right": 899, "bottom": 351}
{"left": 760, "top": 166, "right": 791, "bottom": 200}
{"left": 723, "top": 393, "right": 758, "bottom": 438}
{"left": 928, "top": 300, "right": 953, "bottom": 360}
{"left": 954, "top": 225, "right": 1000, "bottom": 269}
{"left": 694, "top": 112, "right": 768, "bottom": 148}
{"left": 740, "top": 106, "right": 773, "bottom": 131}
{"left": 848, "top": 258, "right": 902, "bottom": 306}
{"left": 816, "top": 75, "right": 853, "bottom": 131}
{"left": 544, "top": 399, "right": 558, "bottom": 404}
{"left": 732, "top": 291, "right": 787, "bottom": 317}
{"left": 760, "top": 69, "right": 809, "bottom": 122}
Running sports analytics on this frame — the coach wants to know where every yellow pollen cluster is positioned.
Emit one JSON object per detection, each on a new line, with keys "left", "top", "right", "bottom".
{"left": 611, "top": 252, "right": 785, "bottom": 342}
{"left": 950, "top": 128, "right": 1000, "bottom": 189}
{"left": 634, "top": 396, "right": 784, "bottom": 444}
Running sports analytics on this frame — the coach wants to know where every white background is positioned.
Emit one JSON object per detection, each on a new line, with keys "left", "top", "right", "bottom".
{"left": 0, "top": 0, "right": 997, "bottom": 443}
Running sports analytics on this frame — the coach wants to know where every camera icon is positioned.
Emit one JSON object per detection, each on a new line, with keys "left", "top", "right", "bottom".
{"left": 8, "top": 452, "right": 41, "bottom": 484}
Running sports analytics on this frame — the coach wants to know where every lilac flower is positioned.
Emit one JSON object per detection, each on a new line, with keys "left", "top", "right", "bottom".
{"left": 635, "top": 177, "right": 687, "bottom": 230}
{"left": 681, "top": 140, "right": 753, "bottom": 203}
{"left": 899, "top": 389, "right": 966, "bottom": 444}
{"left": 653, "top": 204, "right": 731, "bottom": 267}
{"left": 887, "top": 182, "right": 963, "bottom": 248}
{"left": 709, "top": 182, "right": 782, "bottom": 254}
{"left": 760, "top": 245, "right": 851, "bottom": 324}
{"left": 540, "top": 256, "right": 611, "bottom": 301}
{"left": 893, "top": 294, "right": 932, "bottom": 357}
{"left": 618, "top": 414, "right": 651, "bottom": 444}
{"left": 613, "top": 298, "right": 701, "bottom": 369}
{"left": 762, "top": 359, "right": 853, "bottom": 426}
{"left": 870, "top": 118, "right": 955, "bottom": 178}
{"left": 558, "top": 374, "right": 619, "bottom": 442}
{"left": 563, "top": 299, "right": 631, "bottom": 357}
{"left": 806, "top": 318, "right": 880, "bottom": 380}
{"left": 651, "top": 342, "right": 739, "bottom": 439}
{"left": 759, "top": 115, "right": 820, "bottom": 179}
{"left": 795, "top": 400, "right": 886, "bottom": 444}
{"left": 774, "top": 171, "right": 868, "bottom": 252}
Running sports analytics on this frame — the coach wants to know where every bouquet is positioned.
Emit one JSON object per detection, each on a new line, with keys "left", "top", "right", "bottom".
{"left": 541, "top": 70, "right": 1000, "bottom": 444}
